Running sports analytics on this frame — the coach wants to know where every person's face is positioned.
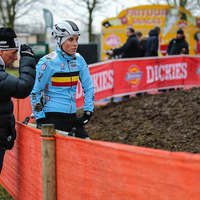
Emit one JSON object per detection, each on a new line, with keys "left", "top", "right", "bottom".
{"left": 126, "top": 29, "right": 133, "bottom": 38}
{"left": 177, "top": 33, "right": 183, "bottom": 39}
{"left": 62, "top": 35, "right": 79, "bottom": 55}
{"left": 0, "top": 49, "right": 18, "bottom": 68}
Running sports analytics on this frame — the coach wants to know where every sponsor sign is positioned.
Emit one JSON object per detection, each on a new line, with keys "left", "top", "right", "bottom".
{"left": 75, "top": 55, "right": 200, "bottom": 108}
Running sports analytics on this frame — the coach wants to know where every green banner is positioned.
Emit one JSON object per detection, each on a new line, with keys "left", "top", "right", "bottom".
{"left": 43, "top": 9, "right": 54, "bottom": 39}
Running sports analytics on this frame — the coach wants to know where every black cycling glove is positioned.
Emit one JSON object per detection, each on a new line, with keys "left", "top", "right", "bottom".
{"left": 20, "top": 44, "right": 34, "bottom": 58}
{"left": 73, "top": 111, "right": 93, "bottom": 128}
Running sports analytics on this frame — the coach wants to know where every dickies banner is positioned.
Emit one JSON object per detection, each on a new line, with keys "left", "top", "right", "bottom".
{"left": 76, "top": 55, "right": 200, "bottom": 108}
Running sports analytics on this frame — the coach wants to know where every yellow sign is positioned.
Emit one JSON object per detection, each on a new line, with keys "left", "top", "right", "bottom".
{"left": 101, "top": 5, "right": 200, "bottom": 61}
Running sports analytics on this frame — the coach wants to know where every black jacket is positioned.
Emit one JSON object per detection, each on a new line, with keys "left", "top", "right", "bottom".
{"left": 166, "top": 36, "right": 189, "bottom": 55}
{"left": 0, "top": 56, "right": 36, "bottom": 150}
{"left": 144, "top": 29, "right": 159, "bottom": 57}
{"left": 113, "top": 34, "right": 140, "bottom": 58}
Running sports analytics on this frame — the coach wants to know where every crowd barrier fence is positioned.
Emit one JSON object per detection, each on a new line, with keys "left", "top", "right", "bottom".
{"left": 0, "top": 123, "right": 200, "bottom": 200}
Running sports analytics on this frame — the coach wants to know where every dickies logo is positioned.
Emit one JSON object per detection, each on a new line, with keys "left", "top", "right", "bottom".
{"left": 196, "top": 64, "right": 200, "bottom": 78}
{"left": 60, "top": 63, "right": 65, "bottom": 67}
{"left": 125, "top": 65, "right": 142, "bottom": 87}
{"left": 41, "top": 64, "right": 47, "bottom": 71}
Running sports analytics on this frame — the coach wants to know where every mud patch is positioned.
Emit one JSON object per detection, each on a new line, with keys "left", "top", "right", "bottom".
{"left": 84, "top": 87, "right": 200, "bottom": 153}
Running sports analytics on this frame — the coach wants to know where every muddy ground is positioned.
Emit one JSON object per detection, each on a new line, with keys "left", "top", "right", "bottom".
{"left": 83, "top": 87, "right": 200, "bottom": 153}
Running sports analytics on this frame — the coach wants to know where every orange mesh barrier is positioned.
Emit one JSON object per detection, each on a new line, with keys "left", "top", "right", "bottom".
{"left": 1, "top": 123, "right": 200, "bottom": 199}
{"left": 12, "top": 98, "right": 19, "bottom": 121}
{"left": 0, "top": 122, "right": 43, "bottom": 200}
{"left": 55, "top": 134, "right": 200, "bottom": 200}
{"left": 13, "top": 97, "right": 35, "bottom": 123}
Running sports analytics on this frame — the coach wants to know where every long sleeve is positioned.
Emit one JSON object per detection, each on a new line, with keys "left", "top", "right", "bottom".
{"left": 0, "top": 56, "right": 36, "bottom": 99}
{"left": 30, "top": 58, "right": 51, "bottom": 120}
{"left": 79, "top": 58, "right": 95, "bottom": 112}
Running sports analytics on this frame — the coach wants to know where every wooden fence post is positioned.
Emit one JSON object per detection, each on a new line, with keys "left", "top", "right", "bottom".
{"left": 41, "top": 124, "right": 56, "bottom": 200}
{"left": 110, "top": 97, "right": 114, "bottom": 103}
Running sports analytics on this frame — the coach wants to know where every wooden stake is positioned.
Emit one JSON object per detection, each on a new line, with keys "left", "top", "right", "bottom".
{"left": 41, "top": 124, "right": 56, "bottom": 200}
{"left": 110, "top": 97, "right": 114, "bottom": 103}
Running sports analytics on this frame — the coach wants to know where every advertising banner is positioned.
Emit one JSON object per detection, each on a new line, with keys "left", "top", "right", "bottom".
{"left": 76, "top": 55, "right": 200, "bottom": 108}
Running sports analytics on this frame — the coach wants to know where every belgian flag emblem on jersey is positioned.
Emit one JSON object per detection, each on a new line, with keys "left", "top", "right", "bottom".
{"left": 51, "top": 72, "right": 79, "bottom": 87}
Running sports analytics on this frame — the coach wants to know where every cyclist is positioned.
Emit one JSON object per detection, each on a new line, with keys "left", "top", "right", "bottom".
{"left": 30, "top": 20, "right": 95, "bottom": 139}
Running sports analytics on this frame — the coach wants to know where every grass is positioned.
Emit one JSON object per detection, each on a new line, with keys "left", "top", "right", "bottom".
{"left": 5, "top": 67, "right": 19, "bottom": 77}
{"left": 0, "top": 68, "right": 17, "bottom": 199}
{"left": 0, "top": 185, "right": 13, "bottom": 199}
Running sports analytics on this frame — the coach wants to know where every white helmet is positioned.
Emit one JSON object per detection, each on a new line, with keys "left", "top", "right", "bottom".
{"left": 51, "top": 20, "right": 81, "bottom": 40}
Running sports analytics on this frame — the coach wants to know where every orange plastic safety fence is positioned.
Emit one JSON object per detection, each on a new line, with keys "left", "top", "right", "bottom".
{"left": 0, "top": 122, "right": 43, "bottom": 200}
{"left": 1, "top": 123, "right": 200, "bottom": 200}
{"left": 13, "top": 97, "right": 35, "bottom": 123}
{"left": 55, "top": 134, "right": 200, "bottom": 200}
{"left": 12, "top": 98, "right": 19, "bottom": 121}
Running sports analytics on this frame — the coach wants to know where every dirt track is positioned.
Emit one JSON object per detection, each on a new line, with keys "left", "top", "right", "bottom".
{"left": 84, "top": 87, "right": 200, "bottom": 153}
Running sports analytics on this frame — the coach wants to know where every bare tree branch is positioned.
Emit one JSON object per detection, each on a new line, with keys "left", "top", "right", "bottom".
{"left": 145, "top": 0, "right": 200, "bottom": 16}
{"left": 54, "top": 0, "right": 129, "bottom": 42}
{"left": 0, "top": 0, "right": 45, "bottom": 28}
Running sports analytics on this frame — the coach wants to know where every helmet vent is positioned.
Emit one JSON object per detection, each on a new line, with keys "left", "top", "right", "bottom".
{"left": 55, "top": 24, "right": 66, "bottom": 32}
{"left": 66, "top": 20, "right": 79, "bottom": 31}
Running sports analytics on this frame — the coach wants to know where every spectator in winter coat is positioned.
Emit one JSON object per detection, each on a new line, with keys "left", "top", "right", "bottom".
{"left": 165, "top": 28, "right": 189, "bottom": 92}
{"left": 135, "top": 31, "right": 148, "bottom": 57}
{"left": 108, "top": 27, "right": 140, "bottom": 58}
{"left": 108, "top": 27, "right": 141, "bottom": 99}
{"left": 144, "top": 26, "right": 161, "bottom": 57}
{"left": 166, "top": 28, "right": 189, "bottom": 55}
{"left": 0, "top": 27, "right": 36, "bottom": 173}
{"left": 135, "top": 32, "right": 149, "bottom": 97}
{"left": 139, "top": 35, "right": 149, "bottom": 57}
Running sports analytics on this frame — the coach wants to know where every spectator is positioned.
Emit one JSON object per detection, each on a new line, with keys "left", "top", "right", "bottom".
{"left": 135, "top": 31, "right": 148, "bottom": 97}
{"left": 108, "top": 27, "right": 140, "bottom": 99}
{"left": 135, "top": 31, "right": 142, "bottom": 40}
{"left": 0, "top": 27, "right": 36, "bottom": 173}
{"left": 165, "top": 28, "right": 189, "bottom": 92}
{"left": 144, "top": 26, "right": 161, "bottom": 57}
{"left": 108, "top": 27, "right": 140, "bottom": 58}
{"left": 139, "top": 35, "right": 149, "bottom": 57}
{"left": 135, "top": 31, "right": 148, "bottom": 57}
{"left": 30, "top": 20, "right": 95, "bottom": 140}
{"left": 166, "top": 28, "right": 189, "bottom": 56}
